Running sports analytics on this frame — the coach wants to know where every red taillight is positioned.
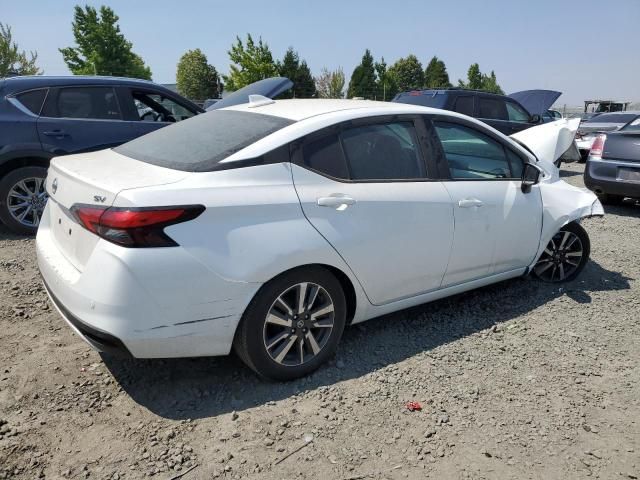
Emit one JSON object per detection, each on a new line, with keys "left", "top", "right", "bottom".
{"left": 589, "top": 134, "right": 607, "bottom": 160}
{"left": 70, "top": 205, "right": 204, "bottom": 247}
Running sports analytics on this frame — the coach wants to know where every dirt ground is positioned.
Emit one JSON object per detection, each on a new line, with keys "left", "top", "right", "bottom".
{"left": 1, "top": 161, "right": 638, "bottom": 480}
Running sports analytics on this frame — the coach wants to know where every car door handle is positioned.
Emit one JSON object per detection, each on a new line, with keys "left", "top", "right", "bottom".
{"left": 458, "top": 198, "right": 484, "bottom": 208}
{"left": 317, "top": 195, "right": 356, "bottom": 209}
{"left": 42, "top": 130, "right": 69, "bottom": 138}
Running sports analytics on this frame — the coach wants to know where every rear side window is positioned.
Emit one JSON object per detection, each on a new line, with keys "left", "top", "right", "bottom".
{"left": 478, "top": 98, "right": 507, "bottom": 120}
{"left": 303, "top": 134, "right": 349, "bottom": 179}
{"left": 454, "top": 96, "right": 474, "bottom": 116}
{"left": 15, "top": 89, "right": 47, "bottom": 115}
{"left": 302, "top": 120, "right": 427, "bottom": 181}
{"left": 115, "top": 110, "right": 294, "bottom": 172}
{"left": 53, "top": 87, "right": 121, "bottom": 120}
{"left": 433, "top": 121, "right": 513, "bottom": 179}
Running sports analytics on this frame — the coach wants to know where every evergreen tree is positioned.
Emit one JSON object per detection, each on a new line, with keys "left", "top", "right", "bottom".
{"left": 458, "top": 63, "right": 504, "bottom": 94}
{"left": 424, "top": 56, "right": 451, "bottom": 88}
{"left": 277, "top": 48, "right": 316, "bottom": 98}
{"left": 347, "top": 49, "right": 377, "bottom": 99}
{"left": 0, "top": 23, "right": 41, "bottom": 76}
{"left": 374, "top": 57, "right": 398, "bottom": 101}
{"left": 59, "top": 5, "right": 151, "bottom": 79}
{"left": 294, "top": 60, "right": 316, "bottom": 98}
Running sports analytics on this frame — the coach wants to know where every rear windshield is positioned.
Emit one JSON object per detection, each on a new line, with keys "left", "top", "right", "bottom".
{"left": 586, "top": 113, "right": 637, "bottom": 124}
{"left": 114, "top": 110, "right": 294, "bottom": 171}
{"left": 393, "top": 91, "right": 448, "bottom": 109}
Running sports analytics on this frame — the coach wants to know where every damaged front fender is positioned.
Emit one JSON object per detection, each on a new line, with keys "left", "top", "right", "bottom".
{"left": 532, "top": 180, "right": 604, "bottom": 267}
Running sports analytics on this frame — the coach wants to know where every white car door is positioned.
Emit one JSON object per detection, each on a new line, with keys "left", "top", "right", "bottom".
{"left": 430, "top": 119, "right": 543, "bottom": 287}
{"left": 291, "top": 117, "right": 454, "bottom": 305}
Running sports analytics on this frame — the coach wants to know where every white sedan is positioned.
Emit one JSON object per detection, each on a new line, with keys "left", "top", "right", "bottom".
{"left": 37, "top": 97, "right": 603, "bottom": 380}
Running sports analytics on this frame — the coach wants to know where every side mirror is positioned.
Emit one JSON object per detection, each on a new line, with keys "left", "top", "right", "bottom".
{"left": 530, "top": 114, "right": 541, "bottom": 124}
{"left": 521, "top": 163, "right": 541, "bottom": 193}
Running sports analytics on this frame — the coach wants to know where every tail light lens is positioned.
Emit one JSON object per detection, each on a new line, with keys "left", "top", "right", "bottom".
{"left": 71, "top": 205, "right": 204, "bottom": 247}
{"left": 589, "top": 134, "right": 607, "bottom": 160}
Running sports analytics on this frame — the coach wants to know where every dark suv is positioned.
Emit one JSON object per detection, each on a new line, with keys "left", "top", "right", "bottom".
{"left": 392, "top": 88, "right": 544, "bottom": 136}
{"left": 0, "top": 76, "right": 203, "bottom": 234}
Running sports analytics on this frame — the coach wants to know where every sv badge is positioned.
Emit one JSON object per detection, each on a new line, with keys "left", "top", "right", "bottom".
{"left": 94, "top": 195, "right": 107, "bottom": 203}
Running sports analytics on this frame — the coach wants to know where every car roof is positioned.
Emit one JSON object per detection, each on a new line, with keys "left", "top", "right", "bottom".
{"left": 222, "top": 98, "right": 434, "bottom": 121}
{"left": 395, "top": 88, "right": 508, "bottom": 99}
{"left": 1, "top": 75, "right": 166, "bottom": 93}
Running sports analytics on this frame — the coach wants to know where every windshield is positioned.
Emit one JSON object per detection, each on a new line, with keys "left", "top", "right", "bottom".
{"left": 621, "top": 116, "right": 640, "bottom": 132}
{"left": 115, "top": 110, "right": 294, "bottom": 172}
{"left": 586, "top": 113, "right": 637, "bottom": 124}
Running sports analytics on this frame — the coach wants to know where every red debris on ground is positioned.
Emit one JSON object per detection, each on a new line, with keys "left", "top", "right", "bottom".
{"left": 406, "top": 401, "right": 422, "bottom": 412}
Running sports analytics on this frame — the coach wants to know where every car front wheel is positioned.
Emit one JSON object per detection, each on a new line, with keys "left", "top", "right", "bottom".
{"left": 0, "top": 166, "right": 49, "bottom": 235}
{"left": 533, "top": 222, "right": 590, "bottom": 283}
{"left": 234, "top": 266, "right": 347, "bottom": 381}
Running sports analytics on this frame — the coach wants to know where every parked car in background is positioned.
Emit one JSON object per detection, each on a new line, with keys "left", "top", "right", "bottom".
{"left": 575, "top": 111, "right": 640, "bottom": 162}
{"left": 37, "top": 94, "right": 601, "bottom": 380}
{"left": 392, "top": 88, "right": 547, "bottom": 135}
{"left": 584, "top": 117, "right": 640, "bottom": 204}
{"left": 0, "top": 75, "right": 205, "bottom": 234}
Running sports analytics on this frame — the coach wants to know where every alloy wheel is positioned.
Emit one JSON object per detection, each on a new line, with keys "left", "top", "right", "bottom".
{"left": 534, "top": 229, "right": 584, "bottom": 282}
{"left": 6, "top": 177, "right": 48, "bottom": 228}
{"left": 263, "top": 282, "right": 335, "bottom": 366}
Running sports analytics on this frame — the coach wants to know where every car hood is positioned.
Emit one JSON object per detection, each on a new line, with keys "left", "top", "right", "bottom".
{"left": 510, "top": 118, "right": 580, "bottom": 170}
{"left": 509, "top": 90, "right": 562, "bottom": 116}
{"left": 207, "top": 77, "right": 293, "bottom": 111}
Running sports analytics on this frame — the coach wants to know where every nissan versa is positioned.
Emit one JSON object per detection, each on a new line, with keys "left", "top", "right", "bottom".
{"left": 36, "top": 97, "right": 603, "bottom": 380}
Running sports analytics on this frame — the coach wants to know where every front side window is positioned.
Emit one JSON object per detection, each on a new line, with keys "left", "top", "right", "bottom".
{"left": 133, "top": 92, "right": 195, "bottom": 122}
{"left": 478, "top": 97, "right": 507, "bottom": 120}
{"left": 506, "top": 102, "right": 530, "bottom": 122}
{"left": 303, "top": 134, "right": 349, "bottom": 179}
{"left": 433, "top": 121, "right": 513, "bottom": 179}
{"left": 15, "top": 89, "right": 47, "bottom": 115}
{"left": 55, "top": 87, "right": 121, "bottom": 120}
{"left": 621, "top": 116, "right": 640, "bottom": 132}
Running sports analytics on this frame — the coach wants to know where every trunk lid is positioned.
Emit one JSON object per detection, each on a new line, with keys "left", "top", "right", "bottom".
{"left": 45, "top": 149, "right": 189, "bottom": 271}
{"left": 207, "top": 77, "right": 293, "bottom": 111}
{"left": 602, "top": 131, "right": 640, "bottom": 162}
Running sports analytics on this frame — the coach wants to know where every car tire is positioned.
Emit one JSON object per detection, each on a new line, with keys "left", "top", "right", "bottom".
{"left": 234, "top": 266, "right": 347, "bottom": 381}
{"left": 532, "top": 221, "right": 590, "bottom": 283}
{"left": 0, "top": 166, "right": 48, "bottom": 235}
{"left": 597, "top": 193, "right": 624, "bottom": 205}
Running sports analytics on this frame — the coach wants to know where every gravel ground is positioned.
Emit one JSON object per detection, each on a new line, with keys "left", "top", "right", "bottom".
{"left": 1, "top": 161, "right": 639, "bottom": 480}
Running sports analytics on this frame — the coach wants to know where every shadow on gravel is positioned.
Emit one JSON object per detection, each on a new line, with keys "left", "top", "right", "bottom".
{"left": 602, "top": 200, "right": 640, "bottom": 218}
{"left": 0, "top": 223, "right": 31, "bottom": 242}
{"left": 103, "top": 259, "right": 632, "bottom": 420}
{"left": 559, "top": 167, "right": 583, "bottom": 178}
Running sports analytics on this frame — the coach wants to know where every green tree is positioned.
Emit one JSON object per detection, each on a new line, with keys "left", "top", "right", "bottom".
{"left": 387, "top": 55, "right": 424, "bottom": 92}
{"left": 315, "top": 67, "right": 345, "bottom": 98}
{"left": 347, "top": 49, "right": 377, "bottom": 99}
{"left": 374, "top": 57, "right": 397, "bottom": 101}
{"left": 481, "top": 70, "right": 504, "bottom": 95}
{"left": 458, "top": 63, "right": 504, "bottom": 94}
{"left": 0, "top": 23, "right": 41, "bottom": 77}
{"left": 224, "top": 34, "right": 278, "bottom": 91}
{"left": 424, "top": 56, "right": 451, "bottom": 88}
{"left": 59, "top": 5, "right": 151, "bottom": 79}
{"left": 176, "top": 49, "right": 221, "bottom": 101}
{"left": 277, "top": 48, "right": 316, "bottom": 98}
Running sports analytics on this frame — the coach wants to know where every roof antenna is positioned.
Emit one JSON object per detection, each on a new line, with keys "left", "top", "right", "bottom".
{"left": 248, "top": 95, "right": 276, "bottom": 108}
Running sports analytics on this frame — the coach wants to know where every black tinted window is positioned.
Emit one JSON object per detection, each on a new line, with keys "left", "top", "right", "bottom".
{"left": 115, "top": 110, "right": 294, "bottom": 172}
{"left": 15, "top": 89, "right": 47, "bottom": 115}
{"left": 303, "top": 134, "right": 349, "bottom": 179}
{"left": 478, "top": 98, "right": 507, "bottom": 120}
{"left": 341, "top": 122, "right": 426, "bottom": 180}
{"left": 454, "top": 96, "right": 474, "bottom": 116}
{"left": 55, "top": 87, "right": 121, "bottom": 120}
{"left": 393, "top": 91, "right": 447, "bottom": 108}
{"left": 434, "top": 121, "right": 512, "bottom": 179}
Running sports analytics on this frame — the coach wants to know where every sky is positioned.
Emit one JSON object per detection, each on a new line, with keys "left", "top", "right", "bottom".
{"left": 3, "top": 0, "right": 639, "bottom": 106}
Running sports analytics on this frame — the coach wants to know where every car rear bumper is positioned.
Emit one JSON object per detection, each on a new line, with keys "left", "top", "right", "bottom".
{"left": 584, "top": 158, "right": 640, "bottom": 198}
{"left": 36, "top": 204, "right": 261, "bottom": 358}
